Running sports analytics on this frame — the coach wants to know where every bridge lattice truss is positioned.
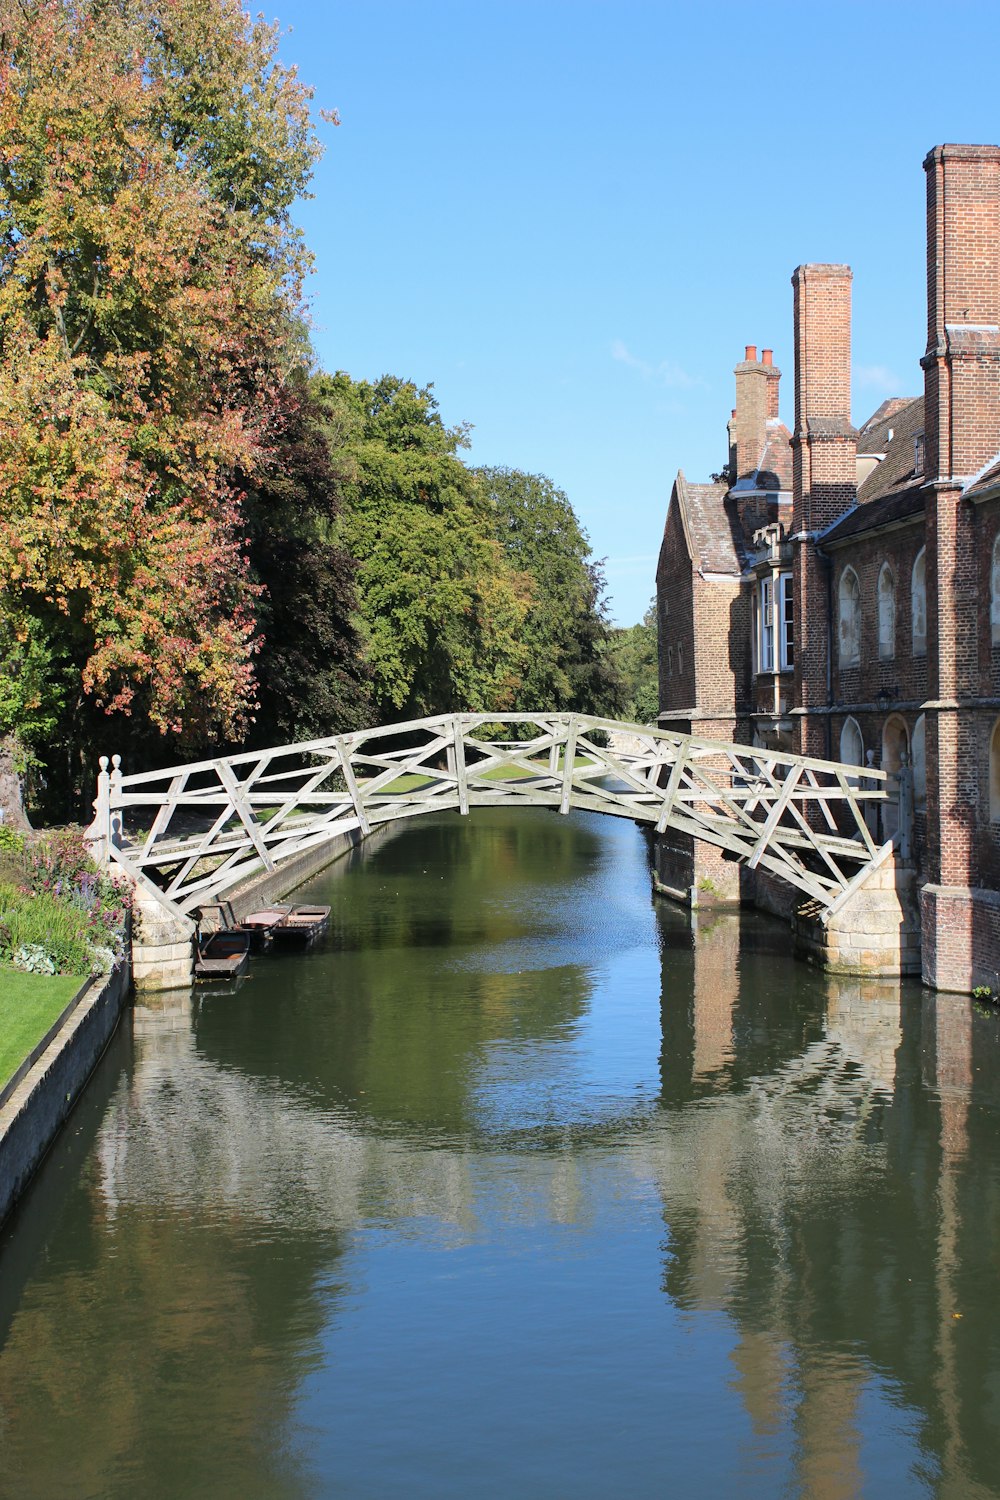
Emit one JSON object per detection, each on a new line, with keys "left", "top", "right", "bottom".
{"left": 86, "top": 714, "right": 892, "bottom": 923}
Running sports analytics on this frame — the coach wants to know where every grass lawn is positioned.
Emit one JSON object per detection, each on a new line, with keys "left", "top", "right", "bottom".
{"left": 373, "top": 756, "right": 589, "bottom": 796}
{"left": 0, "top": 971, "right": 87, "bottom": 1089}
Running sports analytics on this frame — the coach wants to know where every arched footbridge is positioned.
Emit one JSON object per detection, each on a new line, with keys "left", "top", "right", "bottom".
{"left": 85, "top": 713, "right": 895, "bottom": 924}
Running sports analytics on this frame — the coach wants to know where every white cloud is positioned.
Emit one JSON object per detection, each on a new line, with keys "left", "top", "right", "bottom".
{"left": 856, "top": 363, "right": 902, "bottom": 393}
{"left": 611, "top": 339, "right": 705, "bottom": 390}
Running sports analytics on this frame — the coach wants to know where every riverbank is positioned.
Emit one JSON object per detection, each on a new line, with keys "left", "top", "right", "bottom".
{"left": 0, "top": 963, "right": 131, "bottom": 1227}
{"left": 0, "top": 973, "right": 86, "bottom": 1089}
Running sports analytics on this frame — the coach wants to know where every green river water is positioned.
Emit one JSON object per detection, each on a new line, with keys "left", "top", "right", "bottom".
{"left": 1, "top": 808, "right": 999, "bottom": 1498}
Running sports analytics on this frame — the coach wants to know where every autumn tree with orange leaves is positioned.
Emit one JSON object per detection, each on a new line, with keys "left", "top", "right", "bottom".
{"left": 0, "top": 0, "right": 329, "bottom": 808}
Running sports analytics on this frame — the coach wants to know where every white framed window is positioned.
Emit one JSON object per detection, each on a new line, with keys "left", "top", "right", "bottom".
{"left": 760, "top": 577, "right": 774, "bottom": 671}
{"left": 877, "top": 563, "right": 895, "bottom": 660}
{"left": 838, "top": 567, "right": 861, "bottom": 667}
{"left": 912, "top": 548, "right": 927, "bottom": 656}
{"left": 756, "top": 572, "right": 792, "bottom": 673}
{"left": 779, "top": 573, "right": 794, "bottom": 670}
{"left": 991, "top": 534, "right": 1000, "bottom": 647}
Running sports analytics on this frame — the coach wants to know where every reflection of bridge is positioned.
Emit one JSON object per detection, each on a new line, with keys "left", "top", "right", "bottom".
{"left": 86, "top": 712, "right": 890, "bottom": 920}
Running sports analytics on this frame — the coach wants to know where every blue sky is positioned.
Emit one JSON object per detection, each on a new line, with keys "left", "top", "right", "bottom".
{"left": 275, "top": 0, "right": 1000, "bottom": 625}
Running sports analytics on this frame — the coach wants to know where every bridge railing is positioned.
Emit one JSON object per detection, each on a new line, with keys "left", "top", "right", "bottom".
{"left": 86, "top": 713, "right": 892, "bottom": 920}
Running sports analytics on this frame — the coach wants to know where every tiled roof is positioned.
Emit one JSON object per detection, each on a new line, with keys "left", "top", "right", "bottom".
{"left": 856, "top": 395, "right": 924, "bottom": 503}
{"left": 758, "top": 420, "right": 793, "bottom": 492}
{"left": 823, "top": 481, "right": 925, "bottom": 545}
{"left": 964, "top": 452, "right": 1000, "bottom": 500}
{"left": 673, "top": 472, "right": 742, "bottom": 574}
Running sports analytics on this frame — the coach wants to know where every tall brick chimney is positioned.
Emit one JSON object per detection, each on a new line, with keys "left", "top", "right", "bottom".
{"left": 762, "top": 348, "right": 781, "bottom": 419}
{"left": 791, "top": 264, "right": 856, "bottom": 533}
{"left": 790, "top": 265, "right": 856, "bottom": 759}
{"left": 920, "top": 146, "right": 1000, "bottom": 937}
{"left": 922, "top": 143, "right": 1000, "bottom": 482}
{"left": 733, "top": 346, "right": 768, "bottom": 482}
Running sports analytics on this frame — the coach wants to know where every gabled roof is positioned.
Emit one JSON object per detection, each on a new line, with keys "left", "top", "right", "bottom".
{"left": 856, "top": 396, "right": 924, "bottom": 503}
{"left": 757, "top": 419, "right": 793, "bottom": 492}
{"left": 668, "top": 471, "right": 742, "bottom": 576}
{"left": 730, "top": 419, "right": 793, "bottom": 495}
{"left": 823, "top": 481, "right": 925, "bottom": 546}
{"left": 964, "top": 451, "right": 1000, "bottom": 501}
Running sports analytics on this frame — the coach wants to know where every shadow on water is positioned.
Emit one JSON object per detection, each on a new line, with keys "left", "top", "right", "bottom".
{"left": 0, "top": 808, "right": 999, "bottom": 1497}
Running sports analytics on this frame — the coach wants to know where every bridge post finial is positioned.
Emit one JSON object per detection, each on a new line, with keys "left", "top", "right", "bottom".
{"left": 110, "top": 755, "right": 125, "bottom": 849}
{"left": 84, "top": 756, "right": 112, "bottom": 865}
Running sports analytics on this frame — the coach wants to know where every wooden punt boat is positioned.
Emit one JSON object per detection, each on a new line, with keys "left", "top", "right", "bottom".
{"left": 268, "top": 904, "right": 331, "bottom": 944}
{"left": 194, "top": 927, "right": 251, "bottom": 979}
{"left": 236, "top": 905, "right": 292, "bottom": 948}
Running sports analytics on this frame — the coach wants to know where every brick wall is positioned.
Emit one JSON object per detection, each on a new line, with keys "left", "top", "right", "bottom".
{"left": 791, "top": 264, "right": 857, "bottom": 760}
{"left": 656, "top": 495, "right": 696, "bottom": 717}
{"left": 923, "top": 144, "right": 1000, "bottom": 482}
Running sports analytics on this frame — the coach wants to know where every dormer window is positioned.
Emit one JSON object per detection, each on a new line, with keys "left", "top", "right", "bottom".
{"left": 914, "top": 432, "right": 925, "bottom": 476}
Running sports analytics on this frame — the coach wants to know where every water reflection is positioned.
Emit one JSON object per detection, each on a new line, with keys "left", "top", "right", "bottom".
{"left": 0, "top": 811, "right": 999, "bottom": 1498}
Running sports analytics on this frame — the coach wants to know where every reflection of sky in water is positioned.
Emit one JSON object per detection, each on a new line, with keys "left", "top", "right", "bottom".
{"left": 3, "top": 809, "right": 999, "bottom": 1500}
{"left": 449, "top": 813, "right": 664, "bottom": 1133}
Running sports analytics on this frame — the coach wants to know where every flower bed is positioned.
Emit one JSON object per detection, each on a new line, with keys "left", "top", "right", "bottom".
{"left": 0, "top": 827, "right": 131, "bottom": 978}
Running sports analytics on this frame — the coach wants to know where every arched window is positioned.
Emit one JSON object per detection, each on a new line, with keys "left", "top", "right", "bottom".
{"left": 881, "top": 715, "right": 909, "bottom": 773}
{"left": 912, "top": 714, "right": 926, "bottom": 810}
{"left": 991, "top": 534, "right": 1000, "bottom": 647}
{"left": 912, "top": 548, "right": 927, "bottom": 656}
{"left": 991, "top": 719, "right": 1000, "bottom": 823}
{"left": 881, "top": 715, "right": 910, "bottom": 836}
{"left": 877, "top": 563, "right": 896, "bottom": 660}
{"left": 839, "top": 716, "right": 864, "bottom": 769}
{"left": 838, "top": 567, "right": 861, "bottom": 667}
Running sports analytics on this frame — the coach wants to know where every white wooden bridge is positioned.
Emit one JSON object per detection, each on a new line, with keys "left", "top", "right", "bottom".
{"left": 85, "top": 713, "right": 893, "bottom": 923}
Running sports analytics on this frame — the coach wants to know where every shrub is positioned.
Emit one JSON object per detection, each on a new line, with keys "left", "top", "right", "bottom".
{"left": 0, "top": 825, "right": 25, "bottom": 854}
{"left": 0, "top": 831, "right": 131, "bottom": 977}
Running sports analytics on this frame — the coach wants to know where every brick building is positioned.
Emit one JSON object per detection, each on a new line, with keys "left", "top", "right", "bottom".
{"left": 655, "top": 143, "right": 1000, "bottom": 993}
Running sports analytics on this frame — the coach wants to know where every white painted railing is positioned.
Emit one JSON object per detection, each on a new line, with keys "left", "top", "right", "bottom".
{"left": 86, "top": 713, "right": 891, "bottom": 920}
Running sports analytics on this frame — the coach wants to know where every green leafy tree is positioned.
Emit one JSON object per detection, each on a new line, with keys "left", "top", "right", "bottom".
{"left": 0, "top": 0, "right": 327, "bottom": 808}
{"left": 605, "top": 599, "right": 659, "bottom": 724}
{"left": 318, "top": 374, "right": 532, "bottom": 719}
{"left": 476, "top": 466, "right": 622, "bottom": 717}
{"left": 243, "top": 376, "right": 371, "bottom": 746}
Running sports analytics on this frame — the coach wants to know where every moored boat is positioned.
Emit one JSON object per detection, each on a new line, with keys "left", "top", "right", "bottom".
{"left": 194, "top": 927, "right": 251, "bottom": 979}
{"left": 269, "top": 904, "right": 331, "bottom": 943}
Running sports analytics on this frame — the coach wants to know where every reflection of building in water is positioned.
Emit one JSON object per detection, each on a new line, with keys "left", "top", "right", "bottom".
{"left": 652, "top": 935, "right": 1000, "bottom": 1497}
{"left": 691, "top": 912, "right": 739, "bottom": 1081}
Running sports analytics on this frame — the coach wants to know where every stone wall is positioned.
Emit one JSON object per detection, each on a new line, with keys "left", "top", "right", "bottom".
{"left": 0, "top": 963, "right": 130, "bottom": 1226}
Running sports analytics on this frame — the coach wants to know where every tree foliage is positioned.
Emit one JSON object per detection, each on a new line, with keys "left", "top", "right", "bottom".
{"left": 476, "top": 466, "right": 622, "bottom": 717}
{"left": 604, "top": 598, "right": 659, "bottom": 724}
{"left": 0, "top": 0, "right": 323, "bottom": 763}
{"left": 243, "top": 376, "right": 370, "bottom": 746}
{"left": 319, "top": 374, "right": 532, "bottom": 719}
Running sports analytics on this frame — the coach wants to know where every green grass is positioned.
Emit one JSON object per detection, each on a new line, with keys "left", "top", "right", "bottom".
{"left": 369, "top": 756, "right": 589, "bottom": 796}
{"left": 0, "top": 971, "right": 87, "bottom": 1089}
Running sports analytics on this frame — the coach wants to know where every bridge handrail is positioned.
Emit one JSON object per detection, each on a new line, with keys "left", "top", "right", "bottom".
{"left": 86, "top": 712, "right": 896, "bottom": 921}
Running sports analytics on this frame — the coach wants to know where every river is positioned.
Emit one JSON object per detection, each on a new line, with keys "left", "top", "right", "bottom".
{"left": 1, "top": 808, "right": 999, "bottom": 1498}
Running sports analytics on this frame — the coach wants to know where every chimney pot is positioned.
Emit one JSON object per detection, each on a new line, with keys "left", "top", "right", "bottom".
{"left": 762, "top": 349, "right": 773, "bottom": 366}
{"left": 744, "top": 345, "right": 757, "bottom": 363}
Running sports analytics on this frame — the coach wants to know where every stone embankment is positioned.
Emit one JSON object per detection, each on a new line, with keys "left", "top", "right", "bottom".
{"left": 0, "top": 962, "right": 131, "bottom": 1226}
